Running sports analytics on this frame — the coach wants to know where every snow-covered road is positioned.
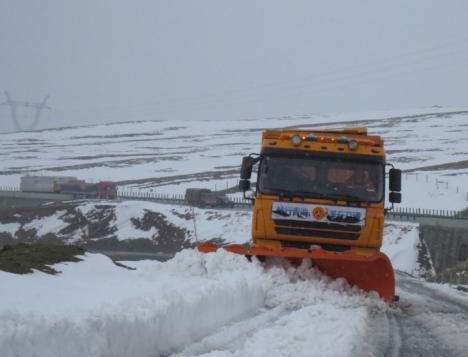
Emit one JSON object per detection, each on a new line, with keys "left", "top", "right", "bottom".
{"left": 1, "top": 251, "right": 468, "bottom": 357}
{"left": 173, "top": 271, "right": 468, "bottom": 357}
{"left": 361, "top": 272, "right": 468, "bottom": 357}
{"left": 393, "top": 273, "right": 468, "bottom": 357}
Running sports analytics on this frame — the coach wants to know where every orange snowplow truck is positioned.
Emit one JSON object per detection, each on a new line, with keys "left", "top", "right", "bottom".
{"left": 199, "top": 127, "right": 402, "bottom": 303}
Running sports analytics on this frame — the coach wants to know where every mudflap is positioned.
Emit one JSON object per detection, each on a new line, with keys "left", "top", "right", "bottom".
{"left": 198, "top": 242, "right": 395, "bottom": 304}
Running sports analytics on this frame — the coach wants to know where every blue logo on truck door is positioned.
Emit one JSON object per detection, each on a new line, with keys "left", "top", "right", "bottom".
{"left": 327, "top": 209, "right": 362, "bottom": 224}
{"left": 272, "top": 205, "right": 310, "bottom": 219}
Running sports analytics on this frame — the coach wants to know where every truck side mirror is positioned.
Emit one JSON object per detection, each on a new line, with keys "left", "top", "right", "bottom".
{"left": 240, "top": 156, "right": 254, "bottom": 179}
{"left": 389, "top": 191, "right": 401, "bottom": 203}
{"left": 389, "top": 168, "right": 401, "bottom": 192}
{"left": 239, "top": 179, "right": 251, "bottom": 192}
{"left": 240, "top": 156, "right": 254, "bottom": 192}
{"left": 239, "top": 155, "right": 259, "bottom": 198}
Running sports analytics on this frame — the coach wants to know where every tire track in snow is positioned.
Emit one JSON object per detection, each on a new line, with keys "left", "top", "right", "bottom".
{"left": 387, "top": 309, "right": 454, "bottom": 357}
{"left": 394, "top": 273, "right": 468, "bottom": 357}
{"left": 365, "top": 272, "right": 468, "bottom": 357}
{"left": 396, "top": 273, "right": 468, "bottom": 313}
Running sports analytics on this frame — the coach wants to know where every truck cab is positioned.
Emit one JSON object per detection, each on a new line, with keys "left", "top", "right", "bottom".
{"left": 200, "top": 127, "right": 401, "bottom": 303}
{"left": 240, "top": 128, "right": 401, "bottom": 256}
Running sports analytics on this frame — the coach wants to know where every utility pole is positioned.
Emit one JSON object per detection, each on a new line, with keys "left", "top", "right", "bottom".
{"left": 0, "top": 91, "right": 51, "bottom": 131}
{"left": 191, "top": 206, "right": 198, "bottom": 242}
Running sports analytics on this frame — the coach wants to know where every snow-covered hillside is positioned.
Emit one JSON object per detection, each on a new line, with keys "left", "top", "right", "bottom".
{"left": 0, "top": 200, "right": 434, "bottom": 279}
{"left": 1, "top": 107, "right": 468, "bottom": 209}
{"left": 0, "top": 201, "right": 251, "bottom": 251}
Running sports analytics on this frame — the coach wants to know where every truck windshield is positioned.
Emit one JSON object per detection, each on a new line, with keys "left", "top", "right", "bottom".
{"left": 258, "top": 155, "right": 384, "bottom": 202}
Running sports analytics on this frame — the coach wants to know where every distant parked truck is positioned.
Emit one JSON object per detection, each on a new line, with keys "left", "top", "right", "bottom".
{"left": 54, "top": 181, "right": 117, "bottom": 199}
{"left": 185, "top": 188, "right": 234, "bottom": 208}
{"left": 20, "top": 176, "right": 77, "bottom": 193}
{"left": 20, "top": 176, "right": 117, "bottom": 199}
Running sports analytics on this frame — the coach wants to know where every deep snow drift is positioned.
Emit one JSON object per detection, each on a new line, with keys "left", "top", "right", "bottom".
{"left": 0, "top": 249, "right": 386, "bottom": 357}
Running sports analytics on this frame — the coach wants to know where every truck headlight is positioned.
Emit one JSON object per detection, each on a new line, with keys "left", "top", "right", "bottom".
{"left": 348, "top": 140, "right": 358, "bottom": 151}
{"left": 291, "top": 135, "right": 302, "bottom": 146}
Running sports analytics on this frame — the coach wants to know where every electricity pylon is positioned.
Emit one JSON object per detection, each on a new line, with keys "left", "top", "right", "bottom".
{"left": 0, "top": 91, "right": 51, "bottom": 131}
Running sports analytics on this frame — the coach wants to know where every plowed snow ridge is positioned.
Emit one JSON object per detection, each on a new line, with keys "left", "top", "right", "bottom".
{"left": 0, "top": 250, "right": 386, "bottom": 357}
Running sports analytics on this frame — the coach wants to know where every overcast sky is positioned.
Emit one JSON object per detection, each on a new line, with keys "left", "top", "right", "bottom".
{"left": 1, "top": 0, "right": 467, "bottom": 132}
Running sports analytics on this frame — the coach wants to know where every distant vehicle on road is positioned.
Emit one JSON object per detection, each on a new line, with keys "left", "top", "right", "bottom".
{"left": 54, "top": 180, "right": 117, "bottom": 199}
{"left": 185, "top": 188, "right": 234, "bottom": 208}
{"left": 20, "top": 176, "right": 117, "bottom": 199}
{"left": 20, "top": 176, "right": 77, "bottom": 193}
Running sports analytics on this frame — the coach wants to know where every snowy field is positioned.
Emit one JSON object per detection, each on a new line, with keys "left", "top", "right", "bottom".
{"left": 1, "top": 107, "right": 468, "bottom": 210}
{"left": 0, "top": 221, "right": 441, "bottom": 357}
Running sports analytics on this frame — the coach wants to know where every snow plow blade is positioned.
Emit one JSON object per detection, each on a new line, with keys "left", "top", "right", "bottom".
{"left": 198, "top": 242, "right": 395, "bottom": 304}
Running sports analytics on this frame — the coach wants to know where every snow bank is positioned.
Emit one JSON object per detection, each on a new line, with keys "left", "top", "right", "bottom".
{"left": 182, "top": 260, "right": 380, "bottom": 357}
{"left": 382, "top": 222, "right": 421, "bottom": 275}
{"left": 0, "top": 251, "right": 385, "bottom": 357}
{"left": 0, "top": 251, "right": 265, "bottom": 357}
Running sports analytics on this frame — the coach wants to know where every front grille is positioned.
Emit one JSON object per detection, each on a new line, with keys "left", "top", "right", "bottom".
{"left": 281, "top": 240, "right": 351, "bottom": 252}
{"left": 275, "top": 227, "right": 360, "bottom": 240}
{"left": 273, "top": 219, "right": 361, "bottom": 232}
